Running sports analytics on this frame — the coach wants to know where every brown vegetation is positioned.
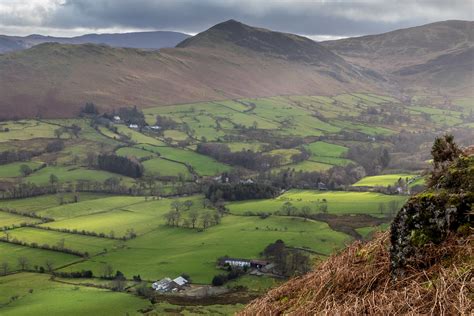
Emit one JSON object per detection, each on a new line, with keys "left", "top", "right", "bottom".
{"left": 240, "top": 231, "right": 473, "bottom": 315}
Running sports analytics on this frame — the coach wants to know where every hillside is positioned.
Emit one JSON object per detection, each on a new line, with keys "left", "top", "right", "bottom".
{"left": 0, "top": 20, "right": 377, "bottom": 118}
{"left": 322, "top": 20, "right": 474, "bottom": 96}
{"left": 0, "top": 31, "right": 190, "bottom": 53}
{"left": 241, "top": 141, "right": 473, "bottom": 314}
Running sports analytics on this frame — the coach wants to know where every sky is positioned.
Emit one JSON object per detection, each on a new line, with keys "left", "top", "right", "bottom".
{"left": 0, "top": 0, "right": 473, "bottom": 40}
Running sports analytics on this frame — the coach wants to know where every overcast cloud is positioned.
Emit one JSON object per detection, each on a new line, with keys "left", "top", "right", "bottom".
{"left": 0, "top": 0, "right": 472, "bottom": 39}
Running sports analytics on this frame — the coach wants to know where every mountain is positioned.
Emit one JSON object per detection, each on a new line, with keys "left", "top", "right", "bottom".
{"left": 241, "top": 144, "right": 474, "bottom": 315}
{"left": 0, "top": 31, "right": 190, "bottom": 53}
{"left": 177, "top": 19, "right": 341, "bottom": 64}
{"left": 0, "top": 20, "right": 377, "bottom": 118}
{"left": 322, "top": 20, "right": 474, "bottom": 95}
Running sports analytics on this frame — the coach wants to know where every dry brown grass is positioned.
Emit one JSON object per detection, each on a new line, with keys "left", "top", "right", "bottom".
{"left": 240, "top": 232, "right": 473, "bottom": 315}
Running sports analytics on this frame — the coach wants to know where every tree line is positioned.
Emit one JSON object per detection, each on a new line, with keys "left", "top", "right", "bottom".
{"left": 98, "top": 154, "right": 144, "bottom": 178}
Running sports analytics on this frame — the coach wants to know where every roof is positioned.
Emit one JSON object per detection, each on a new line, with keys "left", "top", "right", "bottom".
{"left": 173, "top": 276, "right": 188, "bottom": 286}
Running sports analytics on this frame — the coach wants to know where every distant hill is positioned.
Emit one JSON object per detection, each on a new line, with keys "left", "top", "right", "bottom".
{"left": 0, "top": 31, "right": 190, "bottom": 53}
{"left": 0, "top": 19, "right": 472, "bottom": 118}
{"left": 0, "top": 20, "right": 378, "bottom": 118}
{"left": 322, "top": 20, "right": 474, "bottom": 95}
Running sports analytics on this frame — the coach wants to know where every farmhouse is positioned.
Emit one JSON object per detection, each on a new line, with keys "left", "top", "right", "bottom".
{"left": 129, "top": 124, "right": 139, "bottom": 129}
{"left": 219, "top": 257, "right": 271, "bottom": 270}
{"left": 113, "top": 115, "right": 121, "bottom": 122}
{"left": 151, "top": 276, "right": 189, "bottom": 293}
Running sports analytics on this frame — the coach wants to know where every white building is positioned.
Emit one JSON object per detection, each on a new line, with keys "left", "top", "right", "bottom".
{"left": 129, "top": 124, "right": 139, "bottom": 129}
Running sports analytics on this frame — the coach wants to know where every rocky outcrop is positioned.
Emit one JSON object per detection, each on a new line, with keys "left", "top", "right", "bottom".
{"left": 390, "top": 152, "right": 473, "bottom": 277}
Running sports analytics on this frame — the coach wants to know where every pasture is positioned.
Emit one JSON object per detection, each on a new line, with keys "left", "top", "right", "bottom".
{"left": 24, "top": 166, "right": 136, "bottom": 186}
{"left": 353, "top": 174, "right": 416, "bottom": 187}
{"left": 136, "top": 144, "right": 231, "bottom": 176}
{"left": 0, "top": 161, "right": 43, "bottom": 178}
{"left": 0, "top": 193, "right": 110, "bottom": 213}
{"left": 0, "top": 273, "right": 149, "bottom": 316}
{"left": 59, "top": 215, "right": 349, "bottom": 283}
{"left": 0, "top": 242, "right": 79, "bottom": 272}
{"left": 227, "top": 190, "right": 408, "bottom": 217}
{"left": 6, "top": 227, "right": 121, "bottom": 255}
{"left": 0, "top": 211, "right": 42, "bottom": 228}
{"left": 142, "top": 158, "right": 191, "bottom": 178}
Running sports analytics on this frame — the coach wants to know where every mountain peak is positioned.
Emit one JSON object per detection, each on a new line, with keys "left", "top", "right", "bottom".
{"left": 176, "top": 20, "right": 342, "bottom": 64}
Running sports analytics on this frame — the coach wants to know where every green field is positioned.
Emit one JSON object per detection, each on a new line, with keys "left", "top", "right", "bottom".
{"left": 0, "top": 211, "right": 42, "bottom": 228}
{"left": 142, "top": 158, "right": 191, "bottom": 178}
{"left": 7, "top": 227, "right": 121, "bottom": 255}
{"left": 0, "top": 193, "right": 111, "bottom": 213}
{"left": 0, "top": 92, "right": 468, "bottom": 314}
{"left": 276, "top": 160, "right": 333, "bottom": 173}
{"left": 0, "top": 120, "right": 59, "bottom": 142}
{"left": 136, "top": 144, "right": 231, "bottom": 176}
{"left": 25, "top": 166, "right": 136, "bottom": 186}
{"left": 115, "top": 146, "right": 155, "bottom": 159}
{"left": 0, "top": 242, "right": 79, "bottom": 272}
{"left": 0, "top": 161, "right": 43, "bottom": 178}
{"left": 59, "top": 215, "right": 349, "bottom": 283}
{"left": 353, "top": 174, "right": 416, "bottom": 187}
{"left": 227, "top": 190, "right": 407, "bottom": 217}
{"left": 0, "top": 273, "right": 149, "bottom": 316}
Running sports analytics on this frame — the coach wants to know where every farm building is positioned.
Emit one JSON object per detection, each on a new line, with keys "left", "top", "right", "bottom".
{"left": 129, "top": 124, "right": 139, "bottom": 129}
{"left": 219, "top": 258, "right": 270, "bottom": 270}
{"left": 152, "top": 276, "right": 189, "bottom": 293}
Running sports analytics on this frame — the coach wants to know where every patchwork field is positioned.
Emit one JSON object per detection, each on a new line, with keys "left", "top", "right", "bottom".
{"left": 59, "top": 215, "right": 349, "bottom": 283}
{"left": 0, "top": 92, "right": 469, "bottom": 315}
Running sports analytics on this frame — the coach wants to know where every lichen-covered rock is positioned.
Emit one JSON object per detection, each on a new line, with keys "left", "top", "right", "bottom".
{"left": 390, "top": 154, "right": 473, "bottom": 277}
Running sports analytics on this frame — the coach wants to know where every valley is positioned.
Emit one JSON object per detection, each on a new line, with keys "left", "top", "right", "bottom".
{"left": 0, "top": 89, "right": 472, "bottom": 314}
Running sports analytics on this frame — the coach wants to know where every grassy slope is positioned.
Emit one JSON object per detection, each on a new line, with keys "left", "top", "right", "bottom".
{"left": 0, "top": 273, "right": 149, "bottom": 316}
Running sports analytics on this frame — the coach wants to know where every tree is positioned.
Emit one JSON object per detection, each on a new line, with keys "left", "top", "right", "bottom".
{"left": 183, "top": 200, "right": 194, "bottom": 210}
{"left": 300, "top": 206, "right": 312, "bottom": 221}
{"left": 17, "top": 256, "right": 29, "bottom": 270}
{"left": 1, "top": 261, "right": 8, "bottom": 276}
{"left": 281, "top": 202, "right": 297, "bottom": 216}
{"left": 188, "top": 209, "right": 199, "bottom": 229}
{"left": 19, "top": 164, "right": 32, "bottom": 177}
{"left": 102, "top": 264, "right": 114, "bottom": 279}
{"left": 49, "top": 174, "right": 59, "bottom": 186}
{"left": 56, "top": 238, "right": 65, "bottom": 250}
{"left": 212, "top": 274, "right": 227, "bottom": 286}
{"left": 201, "top": 212, "right": 212, "bottom": 229}
{"left": 170, "top": 201, "right": 182, "bottom": 212}
{"left": 319, "top": 203, "right": 328, "bottom": 214}
{"left": 54, "top": 128, "right": 63, "bottom": 139}
{"left": 380, "top": 148, "right": 390, "bottom": 168}
{"left": 45, "top": 259, "right": 54, "bottom": 273}
{"left": 86, "top": 152, "right": 97, "bottom": 167}
{"left": 431, "top": 134, "right": 461, "bottom": 169}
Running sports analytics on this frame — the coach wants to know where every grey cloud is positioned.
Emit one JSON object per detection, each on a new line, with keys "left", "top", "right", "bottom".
{"left": 1, "top": 0, "right": 473, "bottom": 37}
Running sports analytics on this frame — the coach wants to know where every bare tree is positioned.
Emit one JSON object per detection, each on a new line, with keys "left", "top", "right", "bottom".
{"left": 1, "top": 261, "right": 9, "bottom": 275}
{"left": 188, "top": 210, "right": 199, "bottom": 229}
{"left": 102, "top": 264, "right": 114, "bottom": 278}
{"left": 17, "top": 256, "right": 29, "bottom": 270}
{"left": 45, "top": 259, "right": 54, "bottom": 273}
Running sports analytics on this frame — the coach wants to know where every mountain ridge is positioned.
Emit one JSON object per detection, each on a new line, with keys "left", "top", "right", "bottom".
{"left": 0, "top": 19, "right": 472, "bottom": 118}
{"left": 0, "top": 30, "right": 190, "bottom": 53}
